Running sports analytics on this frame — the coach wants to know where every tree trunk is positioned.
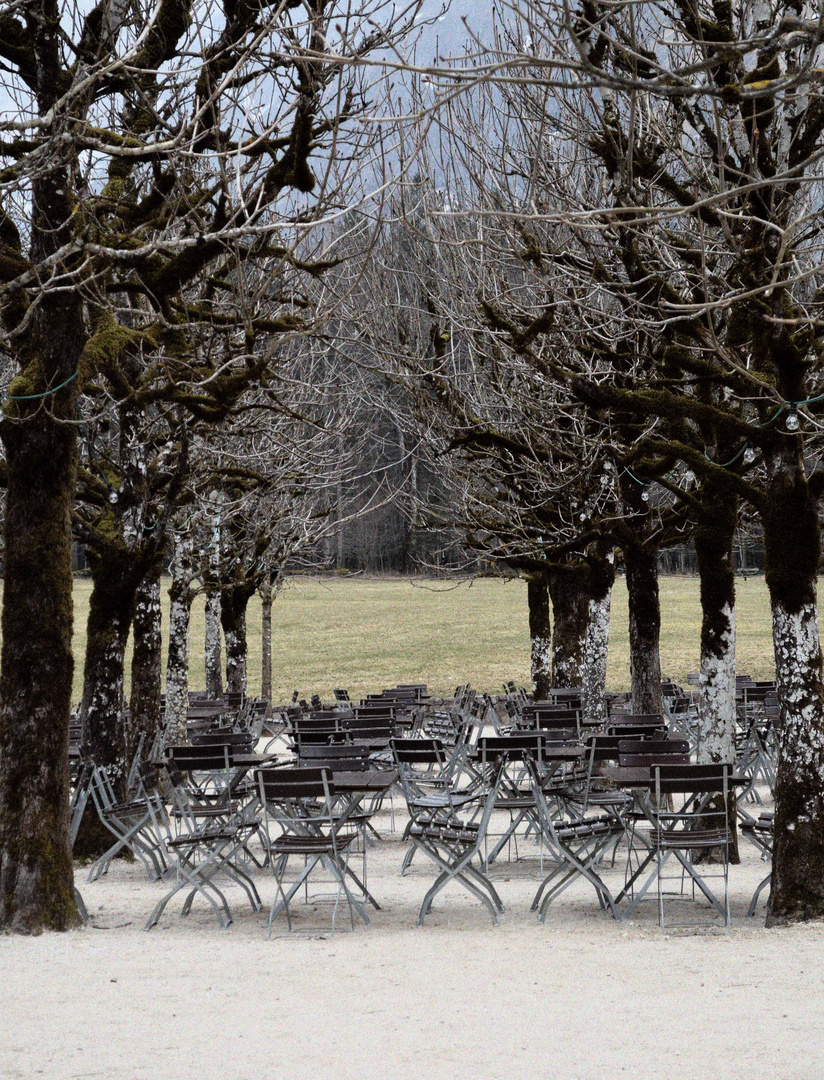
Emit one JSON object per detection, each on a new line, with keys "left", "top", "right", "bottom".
{"left": 547, "top": 567, "right": 590, "bottom": 689}
{"left": 165, "top": 533, "right": 196, "bottom": 745}
{"left": 221, "top": 584, "right": 255, "bottom": 694}
{"left": 261, "top": 580, "right": 273, "bottom": 703}
{"left": 0, "top": 387, "right": 81, "bottom": 932}
{"left": 0, "top": 26, "right": 85, "bottom": 929}
{"left": 204, "top": 591, "right": 223, "bottom": 697}
{"left": 763, "top": 458, "right": 824, "bottom": 924}
{"left": 695, "top": 487, "right": 738, "bottom": 764}
{"left": 78, "top": 556, "right": 138, "bottom": 800}
{"left": 582, "top": 551, "right": 614, "bottom": 722}
{"left": 527, "top": 573, "right": 552, "bottom": 700}
{"left": 127, "top": 565, "right": 163, "bottom": 763}
{"left": 691, "top": 485, "right": 740, "bottom": 863}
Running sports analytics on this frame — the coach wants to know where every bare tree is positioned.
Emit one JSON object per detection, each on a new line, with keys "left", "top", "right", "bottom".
{"left": 0, "top": 0, "right": 426, "bottom": 932}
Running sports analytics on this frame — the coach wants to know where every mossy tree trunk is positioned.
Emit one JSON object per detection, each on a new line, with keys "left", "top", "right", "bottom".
{"left": 527, "top": 573, "right": 552, "bottom": 700}
{"left": 764, "top": 450, "right": 824, "bottom": 924}
{"left": 128, "top": 564, "right": 163, "bottom": 763}
{"left": 221, "top": 582, "right": 257, "bottom": 694}
{"left": 78, "top": 550, "right": 143, "bottom": 798}
{"left": 0, "top": 28, "right": 84, "bottom": 928}
{"left": 547, "top": 566, "right": 590, "bottom": 689}
{"left": 0, "top": 332, "right": 82, "bottom": 932}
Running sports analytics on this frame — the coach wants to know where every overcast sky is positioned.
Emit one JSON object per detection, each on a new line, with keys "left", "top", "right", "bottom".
{"left": 413, "top": 0, "right": 496, "bottom": 61}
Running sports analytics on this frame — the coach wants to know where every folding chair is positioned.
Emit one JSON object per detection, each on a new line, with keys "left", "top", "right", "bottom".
{"left": 405, "top": 756, "right": 506, "bottom": 925}
{"left": 527, "top": 756, "right": 627, "bottom": 920}
{"left": 257, "top": 766, "right": 369, "bottom": 933}
{"left": 391, "top": 738, "right": 480, "bottom": 874}
{"left": 145, "top": 751, "right": 262, "bottom": 929}
{"left": 87, "top": 763, "right": 169, "bottom": 883}
{"left": 619, "top": 763, "right": 733, "bottom": 928}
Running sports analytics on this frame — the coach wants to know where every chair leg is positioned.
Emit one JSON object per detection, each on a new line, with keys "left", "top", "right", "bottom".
{"left": 748, "top": 871, "right": 771, "bottom": 917}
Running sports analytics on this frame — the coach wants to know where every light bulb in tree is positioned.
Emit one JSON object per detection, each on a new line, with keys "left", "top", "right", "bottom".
{"left": 786, "top": 404, "right": 800, "bottom": 432}
{"left": 108, "top": 491, "right": 118, "bottom": 504}
{"left": 743, "top": 443, "right": 757, "bottom": 464}
{"left": 641, "top": 488, "right": 650, "bottom": 502}
{"left": 684, "top": 470, "right": 695, "bottom": 485}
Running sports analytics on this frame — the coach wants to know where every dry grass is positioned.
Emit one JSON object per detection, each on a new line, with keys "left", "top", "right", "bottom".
{"left": 61, "top": 572, "right": 777, "bottom": 704}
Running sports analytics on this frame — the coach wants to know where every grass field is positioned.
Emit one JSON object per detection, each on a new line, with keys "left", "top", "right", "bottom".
{"left": 61, "top": 572, "right": 778, "bottom": 704}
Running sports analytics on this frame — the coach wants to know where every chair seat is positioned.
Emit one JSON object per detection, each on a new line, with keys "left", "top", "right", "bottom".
{"left": 102, "top": 799, "right": 153, "bottom": 818}
{"left": 167, "top": 822, "right": 258, "bottom": 848}
{"left": 556, "top": 816, "right": 625, "bottom": 842}
{"left": 495, "top": 794, "right": 536, "bottom": 810}
{"left": 408, "top": 792, "right": 477, "bottom": 810}
{"left": 653, "top": 828, "right": 730, "bottom": 849}
{"left": 410, "top": 821, "right": 481, "bottom": 844}
{"left": 271, "top": 833, "right": 358, "bottom": 855}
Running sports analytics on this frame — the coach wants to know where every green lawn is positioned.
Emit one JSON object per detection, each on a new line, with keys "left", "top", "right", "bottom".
{"left": 59, "top": 572, "right": 777, "bottom": 704}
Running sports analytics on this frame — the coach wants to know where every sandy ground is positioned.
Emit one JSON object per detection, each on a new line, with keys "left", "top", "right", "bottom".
{"left": 1, "top": 801, "right": 822, "bottom": 1080}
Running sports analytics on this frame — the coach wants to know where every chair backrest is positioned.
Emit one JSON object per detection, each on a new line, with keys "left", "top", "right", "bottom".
{"left": 529, "top": 716, "right": 579, "bottom": 741}
{"left": 618, "top": 737, "right": 691, "bottom": 768}
{"left": 608, "top": 723, "right": 668, "bottom": 740}
{"left": 299, "top": 743, "right": 371, "bottom": 771}
{"left": 191, "top": 730, "right": 254, "bottom": 752}
{"left": 477, "top": 734, "right": 546, "bottom": 764}
{"left": 345, "top": 716, "right": 393, "bottom": 743}
{"left": 652, "top": 762, "right": 731, "bottom": 794}
{"left": 257, "top": 765, "right": 334, "bottom": 802}
{"left": 613, "top": 713, "right": 666, "bottom": 725}
{"left": 166, "top": 743, "right": 233, "bottom": 771}
{"left": 390, "top": 737, "right": 448, "bottom": 767}
{"left": 291, "top": 715, "right": 346, "bottom": 746}
{"left": 584, "top": 734, "right": 625, "bottom": 762}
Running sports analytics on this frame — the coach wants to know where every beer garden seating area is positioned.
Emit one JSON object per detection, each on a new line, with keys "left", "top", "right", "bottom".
{"left": 70, "top": 676, "right": 778, "bottom": 934}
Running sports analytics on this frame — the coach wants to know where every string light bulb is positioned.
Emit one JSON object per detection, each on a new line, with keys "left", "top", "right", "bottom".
{"left": 108, "top": 491, "right": 118, "bottom": 504}
{"left": 641, "top": 488, "right": 650, "bottom": 502}
{"left": 786, "top": 404, "right": 800, "bottom": 432}
{"left": 743, "top": 442, "right": 757, "bottom": 464}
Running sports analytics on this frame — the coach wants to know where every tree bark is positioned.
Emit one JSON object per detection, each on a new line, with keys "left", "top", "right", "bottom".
{"left": 221, "top": 583, "right": 256, "bottom": 694}
{"left": 763, "top": 457, "right": 824, "bottom": 924}
{"left": 624, "top": 538, "right": 663, "bottom": 714}
{"left": 695, "top": 486, "right": 738, "bottom": 764}
{"left": 581, "top": 550, "right": 614, "bottom": 722}
{"left": 78, "top": 548, "right": 142, "bottom": 805}
{"left": 527, "top": 573, "right": 552, "bottom": 700}
{"left": 261, "top": 580, "right": 273, "bottom": 703}
{"left": 204, "top": 591, "right": 223, "bottom": 698}
{"left": 0, "top": 382, "right": 81, "bottom": 931}
{"left": 165, "top": 533, "right": 196, "bottom": 745}
{"left": 547, "top": 566, "right": 590, "bottom": 689}
{"left": 127, "top": 565, "right": 163, "bottom": 762}
{"left": 0, "top": 1, "right": 85, "bottom": 931}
